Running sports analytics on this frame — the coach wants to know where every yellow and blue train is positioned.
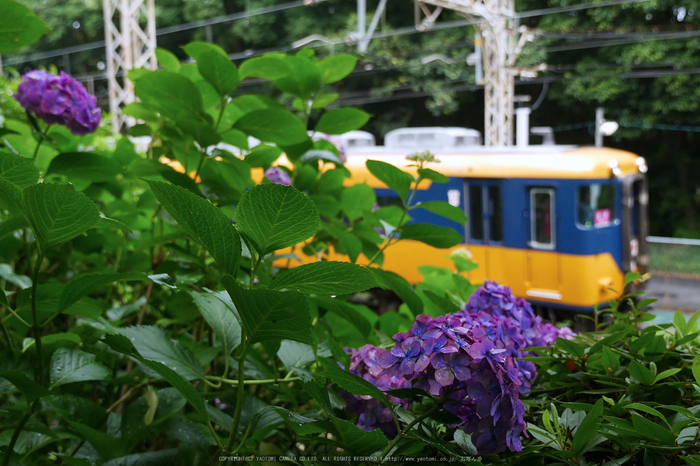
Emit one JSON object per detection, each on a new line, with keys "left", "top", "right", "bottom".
{"left": 333, "top": 127, "right": 650, "bottom": 314}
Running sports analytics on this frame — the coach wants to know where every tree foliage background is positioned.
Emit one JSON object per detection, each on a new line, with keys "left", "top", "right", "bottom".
{"left": 5, "top": 0, "right": 700, "bottom": 236}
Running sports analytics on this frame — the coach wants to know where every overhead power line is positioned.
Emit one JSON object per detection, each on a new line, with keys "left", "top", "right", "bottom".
{"left": 3, "top": 0, "right": 321, "bottom": 66}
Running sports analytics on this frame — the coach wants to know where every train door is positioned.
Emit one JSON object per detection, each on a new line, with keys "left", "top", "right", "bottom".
{"left": 465, "top": 180, "right": 503, "bottom": 279}
{"left": 622, "top": 175, "right": 649, "bottom": 275}
{"left": 526, "top": 187, "right": 561, "bottom": 300}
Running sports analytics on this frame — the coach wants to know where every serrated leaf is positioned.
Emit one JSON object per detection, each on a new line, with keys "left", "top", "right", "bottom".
{"left": 221, "top": 276, "right": 312, "bottom": 345}
{"left": 331, "top": 416, "right": 388, "bottom": 456}
{"left": 415, "top": 201, "right": 468, "bottom": 224}
{"left": 0, "top": 0, "right": 50, "bottom": 53}
{"left": 366, "top": 159, "right": 413, "bottom": 200}
{"left": 400, "top": 223, "right": 463, "bottom": 248}
{"left": 341, "top": 183, "right": 376, "bottom": 221}
{"left": 315, "top": 108, "right": 370, "bottom": 135}
{"left": 0, "top": 150, "right": 40, "bottom": 188}
{"left": 272, "top": 55, "right": 321, "bottom": 100}
{"left": 23, "top": 183, "right": 100, "bottom": 251}
{"left": 133, "top": 71, "right": 204, "bottom": 120}
{"left": 182, "top": 41, "right": 228, "bottom": 60}
{"left": 147, "top": 180, "right": 241, "bottom": 275}
{"left": 233, "top": 109, "right": 308, "bottom": 146}
{"left": 197, "top": 50, "right": 240, "bottom": 96}
{"left": 269, "top": 262, "right": 375, "bottom": 295}
{"left": 572, "top": 398, "right": 603, "bottom": 455}
{"left": 58, "top": 272, "right": 146, "bottom": 312}
{"left": 118, "top": 326, "right": 205, "bottom": 381}
{"left": 0, "top": 370, "right": 51, "bottom": 402}
{"left": 236, "top": 183, "right": 319, "bottom": 256}
{"left": 49, "top": 348, "right": 111, "bottom": 389}
{"left": 190, "top": 291, "right": 241, "bottom": 354}
{"left": 45, "top": 153, "right": 122, "bottom": 182}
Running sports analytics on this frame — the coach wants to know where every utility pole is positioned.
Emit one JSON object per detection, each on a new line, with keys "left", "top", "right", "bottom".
{"left": 103, "top": 0, "right": 157, "bottom": 133}
{"left": 413, "top": 0, "right": 537, "bottom": 146}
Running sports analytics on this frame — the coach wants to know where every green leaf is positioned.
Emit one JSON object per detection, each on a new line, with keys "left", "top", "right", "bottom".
{"left": 182, "top": 41, "right": 228, "bottom": 60}
{"left": 0, "top": 263, "right": 31, "bottom": 289}
{"left": 49, "top": 348, "right": 111, "bottom": 389}
{"left": 631, "top": 413, "right": 676, "bottom": 445}
{"left": 300, "top": 150, "right": 343, "bottom": 165}
{"left": 629, "top": 360, "right": 655, "bottom": 385}
{"left": 310, "top": 93, "right": 339, "bottom": 109}
{"left": 45, "top": 153, "right": 122, "bottom": 182}
{"left": 331, "top": 416, "right": 388, "bottom": 456}
{"left": 118, "top": 326, "right": 205, "bottom": 381}
{"left": 400, "top": 224, "right": 463, "bottom": 248}
{"left": 314, "top": 296, "right": 372, "bottom": 339}
{"left": 315, "top": 108, "right": 370, "bottom": 135}
{"left": 221, "top": 276, "right": 313, "bottom": 345}
{"left": 415, "top": 201, "right": 467, "bottom": 224}
{"left": 341, "top": 183, "right": 376, "bottom": 221}
{"left": 65, "top": 419, "right": 125, "bottom": 460}
{"left": 23, "top": 333, "right": 81, "bottom": 353}
{"left": 417, "top": 168, "right": 449, "bottom": 183}
{"left": 0, "top": 150, "right": 40, "bottom": 188}
{"left": 0, "top": 175, "right": 23, "bottom": 209}
{"left": 625, "top": 403, "right": 671, "bottom": 428}
{"left": 0, "top": 216, "right": 29, "bottom": 241}
{"left": 155, "top": 48, "right": 181, "bottom": 72}
{"left": 572, "top": 398, "right": 603, "bottom": 456}
{"left": 371, "top": 269, "right": 424, "bottom": 316}
{"left": 653, "top": 368, "right": 681, "bottom": 384}
{"left": 133, "top": 71, "right": 204, "bottom": 120}
{"left": 236, "top": 183, "right": 319, "bottom": 256}
{"left": 238, "top": 56, "right": 291, "bottom": 80}
{"left": 197, "top": 51, "right": 239, "bottom": 96}
{"left": 319, "top": 358, "right": 393, "bottom": 411}
{"left": 318, "top": 54, "right": 358, "bottom": 83}
{"left": 0, "top": 370, "right": 51, "bottom": 402}
{"left": 366, "top": 159, "right": 413, "bottom": 200}
{"left": 269, "top": 261, "right": 376, "bottom": 295}
{"left": 233, "top": 109, "right": 308, "bottom": 146}
{"left": 23, "top": 183, "right": 100, "bottom": 251}
{"left": 190, "top": 291, "right": 241, "bottom": 354}
{"left": 58, "top": 272, "right": 146, "bottom": 312}
{"left": 689, "top": 356, "right": 700, "bottom": 388}
{"left": 601, "top": 346, "right": 620, "bottom": 373}
{"left": 147, "top": 180, "right": 241, "bottom": 275}
{"left": 0, "top": 0, "right": 50, "bottom": 53}
{"left": 272, "top": 55, "right": 321, "bottom": 100}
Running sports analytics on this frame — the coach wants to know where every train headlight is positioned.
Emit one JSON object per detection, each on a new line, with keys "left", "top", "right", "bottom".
{"left": 636, "top": 157, "right": 648, "bottom": 173}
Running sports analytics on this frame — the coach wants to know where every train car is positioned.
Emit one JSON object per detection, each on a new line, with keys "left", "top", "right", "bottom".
{"left": 334, "top": 126, "right": 649, "bottom": 315}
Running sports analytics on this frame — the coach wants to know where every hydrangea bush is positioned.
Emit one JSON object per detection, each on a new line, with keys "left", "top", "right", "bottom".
{"left": 14, "top": 70, "right": 101, "bottom": 135}
{"left": 344, "top": 280, "right": 574, "bottom": 454}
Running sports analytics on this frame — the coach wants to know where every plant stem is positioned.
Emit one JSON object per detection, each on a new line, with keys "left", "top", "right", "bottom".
{"left": 30, "top": 252, "right": 45, "bottom": 386}
{"left": 206, "top": 375, "right": 299, "bottom": 386}
{"left": 193, "top": 151, "right": 207, "bottom": 182}
{"left": 226, "top": 340, "right": 248, "bottom": 452}
{"left": 2, "top": 400, "right": 37, "bottom": 466}
{"left": 379, "top": 401, "right": 442, "bottom": 463}
{"left": 215, "top": 97, "right": 227, "bottom": 131}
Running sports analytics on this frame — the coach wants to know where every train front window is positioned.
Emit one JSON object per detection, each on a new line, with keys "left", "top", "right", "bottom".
{"left": 578, "top": 184, "right": 616, "bottom": 228}
{"left": 530, "top": 189, "right": 555, "bottom": 249}
{"left": 469, "top": 185, "right": 484, "bottom": 240}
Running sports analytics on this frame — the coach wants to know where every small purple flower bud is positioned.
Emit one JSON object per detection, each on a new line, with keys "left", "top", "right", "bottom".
{"left": 264, "top": 166, "right": 291, "bottom": 186}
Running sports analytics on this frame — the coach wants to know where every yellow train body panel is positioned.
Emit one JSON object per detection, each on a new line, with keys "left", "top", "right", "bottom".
{"left": 277, "top": 241, "right": 624, "bottom": 309}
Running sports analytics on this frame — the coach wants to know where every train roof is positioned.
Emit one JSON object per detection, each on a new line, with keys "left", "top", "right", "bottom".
{"left": 343, "top": 145, "right": 646, "bottom": 182}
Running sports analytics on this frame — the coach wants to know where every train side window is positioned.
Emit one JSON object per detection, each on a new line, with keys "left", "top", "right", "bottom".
{"left": 530, "top": 188, "right": 555, "bottom": 250}
{"left": 488, "top": 186, "right": 502, "bottom": 242}
{"left": 578, "top": 184, "right": 616, "bottom": 228}
{"left": 469, "top": 185, "right": 484, "bottom": 241}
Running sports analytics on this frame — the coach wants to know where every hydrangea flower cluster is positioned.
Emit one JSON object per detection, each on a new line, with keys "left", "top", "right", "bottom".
{"left": 342, "top": 280, "right": 574, "bottom": 454}
{"left": 264, "top": 166, "right": 291, "bottom": 186}
{"left": 14, "top": 70, "right": 101, "bottom": 135}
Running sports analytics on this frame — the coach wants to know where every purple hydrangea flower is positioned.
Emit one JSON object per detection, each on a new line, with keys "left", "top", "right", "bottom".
{"left": 264, "top": 166, "right": 291, "bottom": 186}
{"left": 14, "top": 70, "right": 101, "bottom": 135}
